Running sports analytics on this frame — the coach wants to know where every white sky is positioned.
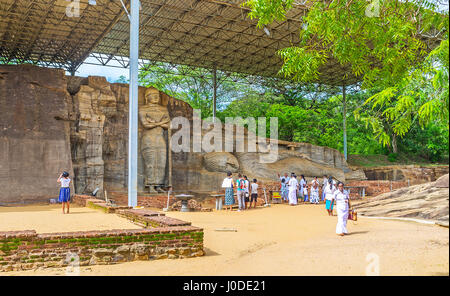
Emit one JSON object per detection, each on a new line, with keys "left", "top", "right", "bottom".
{"left": 72, "top": 63, "right": 129, "bottom": 83}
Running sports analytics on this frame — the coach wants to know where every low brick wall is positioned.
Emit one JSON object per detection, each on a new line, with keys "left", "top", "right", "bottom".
{"left": 110, "top": 193, "right": 175, "bottom": 209}
{"left": 347, "top": 180, "right": 408, "bottom": 197}
{"left": 263, "top": 181, "right": 369, "bottom": 200}
{"left": 72, "top": 195, "right": 92, "bottom": 207}
{"left": 0, "top": 226, "right": 204, "bottom": 272}
{"left": 116, "top": 209, "right": 191, "bottom": 228}
{"left": 106, "top": 180, "right": 320, "bottom": 210}
{"left": 110, "top": 192, "right": 269, "bottom": 210}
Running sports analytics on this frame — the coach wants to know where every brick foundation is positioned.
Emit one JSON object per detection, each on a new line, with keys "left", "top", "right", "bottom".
{"left": 110, "top": 192, "right": 175, "bottom": 209}
{"left": 1, "top": 197, "right": 205, "bottom": 272}
{"left": 72, "top": 195, "right": 92, "bottom": 207}
{"left": 108, "top": 191, "right": 269, "bottom": 210}
{"left": 347, "top": 180, "right": 408, "bottom": 197}
{"left": 116, "top": 209, "right": 192, "bottom": 228}
{"left": 98, "top": 180, "right": 382, "bottom": 207}
{"left": 104, "top": 183, "right": 322, "bottom": 209}
{"left": 0, "top": 226, "right": 204, "bottom": 272}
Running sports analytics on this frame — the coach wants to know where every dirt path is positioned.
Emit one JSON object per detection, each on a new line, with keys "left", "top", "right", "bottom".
{"left": 0, "top": 205, "right": 141, "bottom": 233}
{"left": 1, "top": 204, "right": 448, "bottom": 276}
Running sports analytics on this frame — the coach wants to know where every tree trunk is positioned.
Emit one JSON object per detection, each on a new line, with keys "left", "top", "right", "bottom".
{"left": 391, "top": 133, "right": 398, "bottom": 154}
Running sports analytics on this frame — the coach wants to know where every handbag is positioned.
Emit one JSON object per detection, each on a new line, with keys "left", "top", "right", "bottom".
{"left": 348, "top": 208, "right": 358, "bottom": 221}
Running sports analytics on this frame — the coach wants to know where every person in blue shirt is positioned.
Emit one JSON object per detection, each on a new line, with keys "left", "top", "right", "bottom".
{"left": 280, "top": 178, "right": 288, "bottom": 203}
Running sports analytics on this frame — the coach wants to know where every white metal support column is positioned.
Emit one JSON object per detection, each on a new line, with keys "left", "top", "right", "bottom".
{"left": 212, "top": 65, "right": 217, "bottom": 122}
{"left": 128, "top": 0, "right": 140, "bottom": 207}
{"left": 343, "top": 85, "right": 348, "bottom": 161}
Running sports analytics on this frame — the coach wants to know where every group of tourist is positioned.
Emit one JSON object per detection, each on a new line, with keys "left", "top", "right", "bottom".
{"left": 278, "top": 172, "right": 352, "bottom": 236}
{"left": 221, "top": 172, "right": 260, "bottom": 212}
{"left": 278, "top": 173, "right": 335, "bottom": 206}
{"left": 279, "top": 172, "right": 352, "bottom": 236}
{"left": 222, "top": 171, "right": 352, "bottom": 236}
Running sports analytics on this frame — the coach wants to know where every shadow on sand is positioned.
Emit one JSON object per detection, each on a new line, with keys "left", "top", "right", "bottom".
{"left": 63, "top": 211, "right": 93, "bottom": 215}
{"left": 203, "top": 248, "right": 221, "bottom": 257}
{"left": 346, "top": 231, "right": 369, "bottom": 236}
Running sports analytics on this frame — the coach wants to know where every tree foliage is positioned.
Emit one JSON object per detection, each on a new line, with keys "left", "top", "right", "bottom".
{"left": 139, "top": 63, "right": 261, "bottom": 118}
{"left": 135, "top": 1, "right": 449, "bottom": 162}
{"left": 244, "top": 0, "right": 449, "bottom": 150}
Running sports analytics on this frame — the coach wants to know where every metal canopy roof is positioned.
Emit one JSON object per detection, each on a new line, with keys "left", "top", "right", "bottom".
{"left": 0, "top": 0, "right": 443, "bottom": 86}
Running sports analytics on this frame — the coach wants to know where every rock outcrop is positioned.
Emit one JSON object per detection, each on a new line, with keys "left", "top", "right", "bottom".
{"left": 354, "top": 174, "right": 449, "bottom": 225}
{"left": 0, "top": 65, "right": 366, "bottom": 203}
{"left": 236, "top": 151, "right": 346, "bottom": 181}
{"left": 203, "top": 152, "right": 240, "bottom": 173}
{"left": 363, "top": 165, "right": 449, "bottom": 183}
{"left": 0, "top": 65, "right": 74, "bottom": 204}
{"left": 435, "top": 174, "right": 449, "bottom": 188}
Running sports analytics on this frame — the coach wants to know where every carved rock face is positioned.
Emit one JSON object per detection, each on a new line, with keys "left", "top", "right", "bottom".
{"left": 144, "top": 88, "right": 161, "bottom": 105}
{"left": 203, "top": 152, "right": 239, "bottom": 173}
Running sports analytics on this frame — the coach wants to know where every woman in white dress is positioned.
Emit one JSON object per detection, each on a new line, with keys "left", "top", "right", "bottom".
{"left": 334, "top": 182, "right": 352, "bottom": 236}
{"left": 323, "top": 176, "right": 336, "bottom": 216}
{"left": 310, "top": 177, "right": 320, "bottom": 204}
{"left": 299, "top": 175, "right": 307, "bottom": 201}
{"left": 321, "top": 175, "right": 328, "bottom": 202}
{"left": 288, "top": 175, "right": 299, "bottom": 206}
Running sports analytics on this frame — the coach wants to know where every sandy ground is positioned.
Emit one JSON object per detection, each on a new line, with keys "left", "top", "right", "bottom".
{"left": 1, "top": 203, "right": 448, "bottom": 276}
{"left": 0, "top": 205, "right": 141, "bottom": 233}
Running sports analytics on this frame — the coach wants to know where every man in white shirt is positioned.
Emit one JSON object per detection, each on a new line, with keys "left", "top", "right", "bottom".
{"left": 288, "top": 175, "right": 299, "bottom": 206}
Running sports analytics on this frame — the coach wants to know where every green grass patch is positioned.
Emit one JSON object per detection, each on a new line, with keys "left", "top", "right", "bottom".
{"left": 45, "top": 240, "right": 59, "bottom": 244}
{"left": 347, "top": 154, "right": 449, "bottom": 168}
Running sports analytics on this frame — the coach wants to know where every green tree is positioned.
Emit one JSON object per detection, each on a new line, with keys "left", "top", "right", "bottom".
{"left": 115, "top": 75, "right": 128, "bottom": 83}
{"left": 356, "top": 39, "right": 449, "bottom": 149}
{"left": 139, "top": 63, "right": 257, "bottom": 118}
{"left": 398, "top": 121, "right": 449, "bottom": 162}
{"left": 244, "top": 0, "right": 449, "bottom": 150}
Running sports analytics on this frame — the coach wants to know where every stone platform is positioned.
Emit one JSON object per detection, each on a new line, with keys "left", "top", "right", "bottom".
{"left": 116, "top": 209, "right": 191, "bottom": 228}
{"left": 0, "top": 226, "right": 204, "bottom": 272}
{"left": 0, "top": 200, "right": 204, "bottom": 272}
